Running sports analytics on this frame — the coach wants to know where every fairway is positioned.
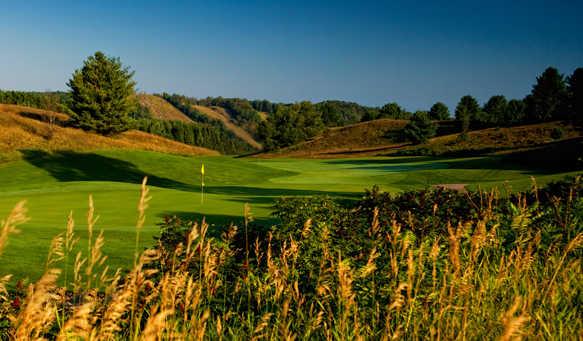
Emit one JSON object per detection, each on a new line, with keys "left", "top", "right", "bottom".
{"left": 0, "top": 150, "right": 579, "bottom": 281}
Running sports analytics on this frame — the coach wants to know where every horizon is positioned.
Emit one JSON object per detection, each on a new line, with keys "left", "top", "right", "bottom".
{"left": 1, "top": 0, "right": 582, "bottom": 111}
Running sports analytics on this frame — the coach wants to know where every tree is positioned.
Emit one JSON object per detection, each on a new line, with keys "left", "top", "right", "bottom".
{"left": 379, "top": 102, "right": 410, "bottom": 119}
{"left": 504, "top": 99, "right": 526, "bottom": 125}
{"left": 402, "top": 111, "right": 436, "bottom": 144}
{"left": 455, "top": 95, "right": 480, "bottom": 132}
{"left": 258, "top": 102, "right": 324, "bottom": 150}
{"left": 526, "top": 67, "right": 567, "bottom": 122}
{"left": 67, "top": 51, "right": 137, "bottom": 134}
{"left": 481, "top": 95, "right": 508, "bottom": 126}
{"left": 567, "top": 67, "right": 583, "bottom": 121}
{"left": 428, "top": 102, "right": 450, "bottom": 120}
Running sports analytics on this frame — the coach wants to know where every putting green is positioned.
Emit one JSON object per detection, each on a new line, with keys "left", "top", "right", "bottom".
{"left": 0, "top": 149, "right": 579, "bottom": 281}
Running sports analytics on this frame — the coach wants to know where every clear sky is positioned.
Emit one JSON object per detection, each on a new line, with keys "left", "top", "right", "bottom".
{"left": 1, "top": 0, "right": 582, "bottom": 111}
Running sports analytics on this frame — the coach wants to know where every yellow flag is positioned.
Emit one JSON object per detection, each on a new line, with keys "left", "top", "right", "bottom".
{"left": 201, "top": 163, "right": 205, "bottom": 176}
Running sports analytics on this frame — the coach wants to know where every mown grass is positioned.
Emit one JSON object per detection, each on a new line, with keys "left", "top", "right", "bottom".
{"left": 0, "top": 150, "right": 581, "bottom": 282}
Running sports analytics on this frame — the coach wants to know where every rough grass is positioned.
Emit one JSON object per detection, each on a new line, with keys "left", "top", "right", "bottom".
{"left": 0, "top": 104, "right": 218, "bottom": 160}
{"left": 262, "top": 119, "right": 582, "bottom": 159}
{"left": 394, "top": 121, "right": 583, "bottom": 156}
{"left": 260, "top": 118, "right": 408, "bottom": 158}
{"left": 192, "top": 105, "right": 263, "bottom": 149}
{"left": 136, "top": 94, "right": 193, "bottom": 122}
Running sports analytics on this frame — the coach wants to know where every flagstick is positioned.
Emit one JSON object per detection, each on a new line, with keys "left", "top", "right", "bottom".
{"left": 200, "top": 163, "right": 205, "bottom": 205}
{"left": 201, "top": 173, "right": 204, "bottom": 204}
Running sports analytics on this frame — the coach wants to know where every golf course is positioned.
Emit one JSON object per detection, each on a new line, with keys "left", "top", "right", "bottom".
{"left": 0, "top": 149, "right": 578, "bottom": 281}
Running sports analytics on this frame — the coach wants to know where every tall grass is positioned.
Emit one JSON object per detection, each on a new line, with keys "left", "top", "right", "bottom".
{"left": 0, "top": 177, "right": 581, "bottom": 339}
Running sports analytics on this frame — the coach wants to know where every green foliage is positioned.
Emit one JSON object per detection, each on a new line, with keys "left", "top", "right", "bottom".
{"left": 402, "top": 111, "right": 437, "bottom": 144}
{"left": 0, "top": 90, "right": 70, "bottom": 111}
{"left": 258, "top": 102, "right": 325, "bottom": 150}
{"left": 455, "top": 95, "right": 480, "bottom": 132}
{"left": 428, "top": 102, "right": 450, "bottom": 120}
{"left": 192, "top": 96, "right": 263, "bottom": 134}
{"left": 315, "top": 100, "right": 378, "bottom": 126}
{"left": 480, "top": 95, "right": 508, "bottom": 127}
{"left": 133, "top": 118, "right": 253, "bottom": 154}
{"left": 526, "top": 67, "right": 568, "bottom": 122}
{"left": 504, "top": 99, "right": 526, "bottom": 125}
{"left": 567, "top": 67, "right": 583, "bottom": 122}
{"left": 378, "top": 102, "right": 411, "bottom": 119}
{"left": 67, "top": 51, "right": 137, "bottom": 135}
{"left": 551, "top": 127, "right": 565, "bottom": 140}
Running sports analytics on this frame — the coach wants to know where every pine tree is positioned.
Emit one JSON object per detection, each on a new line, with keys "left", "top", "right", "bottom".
{"left": 526, "top": 67, "right": 567, "bottom": 121}
{"left": 67, "top": 51, "right": 137, "bottom": 135}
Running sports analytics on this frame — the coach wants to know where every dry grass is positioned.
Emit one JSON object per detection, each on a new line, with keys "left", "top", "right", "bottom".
{"left": 136, "top": 94, "right": 193, "bottom": 123}
{"left": 258, "top": 118, "right": 408, "bottom": 158}
{"left": 259, "top": 119, "right": 582, "bottom": 159}
{"left": 0, "top": 178, "right": 580, "bottom": 339}
{"left": 394, "top": 121, "right": 582, "bottom": 156}
{"left": 193, "top": 105, "right": 263, "bottom": 149}
{"left": 0, "top": 104, "right": 219, "bottom": 159}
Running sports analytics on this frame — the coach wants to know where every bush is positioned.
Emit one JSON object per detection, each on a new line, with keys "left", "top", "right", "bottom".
{"left": 551, "top": 126, "right": 565, "bottom": 140}
{"left": 402, "top": 111, "right": 437, "bottom": 144}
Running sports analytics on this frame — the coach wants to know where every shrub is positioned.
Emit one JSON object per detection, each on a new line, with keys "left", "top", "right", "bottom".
{"left": 402, "top": 111, "right": 437, "bottom": 144}
{"left": 551, "top": 126, "right": 565, "bottom": 140}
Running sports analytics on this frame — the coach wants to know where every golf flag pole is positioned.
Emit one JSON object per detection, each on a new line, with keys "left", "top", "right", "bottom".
{"left": 201, "top": 163, "right": 205, "bottom": 204}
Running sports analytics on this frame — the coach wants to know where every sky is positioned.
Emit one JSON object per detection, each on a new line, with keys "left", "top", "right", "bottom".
{"left": 1, "top": 0, "right": 582, "bottom": 111}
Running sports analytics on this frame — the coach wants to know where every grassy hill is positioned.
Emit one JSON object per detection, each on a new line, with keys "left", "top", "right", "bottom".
{"left": 0, "top": 104, "right": 218, "bottom": 160}
{"left": 136, "top": 94, "right": 193, "bottom": 122}
{"left": 257, "top": 118, "right": 407, "bottom": 158}
{"left": 192, "top": 104, "right": 263, "bottom": 149}
{"left": 391, "top": 121, "right": 582, "bottom": 156}
{"left": 259, "top": 118, "right": 582, "bottom": 159}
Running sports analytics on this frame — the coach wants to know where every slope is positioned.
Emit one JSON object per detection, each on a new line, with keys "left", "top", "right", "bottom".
{"left": 192, "top": 105, "right": 263, "bottom": 150}
{"left": 137, "top": 94, "right": 193, "bottom": 122}
{"left": 0, "top": 104, "right": 219, "bottom": 159}
{"left": 391, "top": 121, "right": 582, "bottom": 156}
{"left": 258, "top": 118, "right": 409, "bottom": 158}
{"left": 258, "top": 118, "right": 582, "bottom": 159}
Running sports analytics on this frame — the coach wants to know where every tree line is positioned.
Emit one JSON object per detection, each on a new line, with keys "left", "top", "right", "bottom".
{"left": 454, "top": 67, "right": 583, "bottom": 132}
{"left": 1, "top": 52, "right": 580, "bottom": 151}
{"left": 133, "top": 119, "right": 254, "bottom": 154}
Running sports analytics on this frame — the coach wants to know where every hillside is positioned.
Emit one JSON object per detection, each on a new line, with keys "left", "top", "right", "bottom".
{"left": 258, "top": 118, "right": 408, "bottom": 158}
{"left": 0, "top": 104, "right": 219, "bottom": 159}
{"left": 391, "top": 121, "right": 582, "bottom": 156}
{"left": 192, "top": 105, "right": 263, "bottom": 149}
{"left": 258, "top": 118, "right": 582, "bottom": 159}
{"left": 136, "top": 94, "right": 193, "bottom": 122}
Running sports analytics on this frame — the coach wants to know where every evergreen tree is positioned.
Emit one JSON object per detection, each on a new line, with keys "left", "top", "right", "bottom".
{"left": 526, "top": 67, "right": 567, "bottom": 121}
{"left": 504, "top": 99, "right": 526, "bottom": 125}
{"left": 67, "top": 51, "right": 137, "bottom": 134}
{"left": 567, "top": 67, "right": 583, "bottom": 121}
{"left": 455, "top": 95, "right": 480, "bottom": 132}
{"left": 482, "top": 95, "right": 508, "bottom": 126}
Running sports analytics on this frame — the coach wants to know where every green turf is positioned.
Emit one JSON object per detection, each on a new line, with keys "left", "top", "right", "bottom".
{"left": 0, "top": 149, "right": 580, "bottom": 281}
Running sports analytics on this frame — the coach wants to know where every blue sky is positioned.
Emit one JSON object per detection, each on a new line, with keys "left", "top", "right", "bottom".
{"left": 1, "top": 0, "right": 582, "bottom": 111}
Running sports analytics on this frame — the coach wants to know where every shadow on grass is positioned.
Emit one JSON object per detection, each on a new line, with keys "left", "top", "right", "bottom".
{"left": 21, "top": 150, "right": 197, "bottom": 191}
{"left": 326, "top": 152, "right": 579, "bottom": 174}
{"left": 21, "top": 150, "right": 361, "bottom": 203}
